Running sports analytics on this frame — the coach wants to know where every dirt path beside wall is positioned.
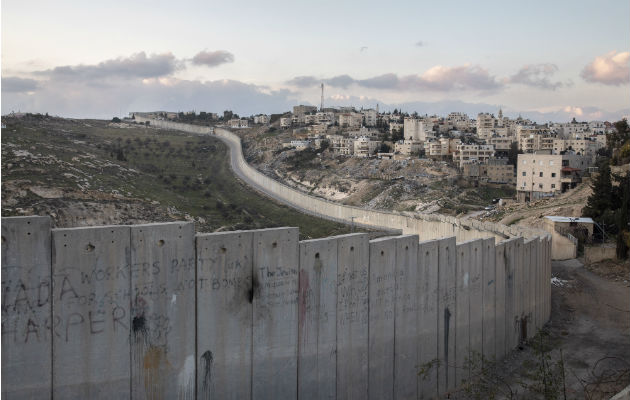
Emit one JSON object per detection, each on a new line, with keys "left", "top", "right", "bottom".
{"left": 449, "top": 258, "right": 629, "bottom": 399}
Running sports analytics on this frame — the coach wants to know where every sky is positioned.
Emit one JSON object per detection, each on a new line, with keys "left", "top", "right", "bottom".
{"left": 2, "top": 0, "right": 629, "bottom": 122}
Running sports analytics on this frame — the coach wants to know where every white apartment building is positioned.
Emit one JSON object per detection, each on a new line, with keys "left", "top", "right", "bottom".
{"left": 424, "top": 138, "right": 461, "bottom": 159}
{"left": 361, "top": 109, "right": 378, "bottom": 127}
{"left": 403, "top": 117, "right": 434, "bottom": 141}
{"left": 228, "top": 119, "right": 249, "bottom": 128}
{"left": 452, "top": 144, "right": 495, "bottom": 168}
{"left": 327, "top": 135, "right": 354, "bottom": 156}
{"left": 516, "top": 153, "right": 590, "bottom": 202}
{"left": 253, "top": 114, "right": 270, "bottom": 124}
{"left": 353, "top": 136, "right": 379, "bottom": 157}
{"left": 553, "top": 138, "right": 603, "bottom": 160}
{"left": 283, "top": 140, "right": 312, "bottom": 150}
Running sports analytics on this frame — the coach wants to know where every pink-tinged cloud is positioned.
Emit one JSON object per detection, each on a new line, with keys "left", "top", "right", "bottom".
{"left": 581, "top": 51, "right": 630, "bottom": 85}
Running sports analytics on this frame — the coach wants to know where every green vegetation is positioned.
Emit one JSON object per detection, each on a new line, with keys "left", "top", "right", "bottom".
{"left": 1, "top": 116, "right": 355, "bottom": 239}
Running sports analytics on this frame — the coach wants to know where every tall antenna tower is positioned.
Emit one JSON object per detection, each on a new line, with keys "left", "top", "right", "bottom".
{"left": 320, "top": 83, "right": 324, "bottom": 111}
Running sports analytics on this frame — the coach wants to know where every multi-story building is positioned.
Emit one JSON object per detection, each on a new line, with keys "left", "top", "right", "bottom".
{"left": 327, "top": 135, "right": 354, "bottom": 156}
{"left": 516, "top": 153, "right": 590, "bottom": 202}
{"left": 403, "top": 117, "right": 434, "bottom": 141}
{"left": 361, "top": 109, "right": 378, "bottom": 127}
{"left": 293, "top": 105, "right": 318, "bottom": 116}
{"left": 228, "top": 119, "right": 249, "bottom": 128}
{"left": 353, "top": 136, "right": 379, "bottom": 157}
{"left": 462, "top": 158, "right": 515, "bottom": 184}
{"left": 488, "top": 136, "right": 515, "bottom": 152}
{"left": 253, "top": 114, "right": 270, "bottom": 124}
{"left": 424, "top": 138, "right": 461, "bottom": 159}
{"left": 553, "top": 138, "right": 603, "bottom": 160}
{"left": 338, "top": 113, "right": 363, "bottom": 128}
{"left": 395, "top": 140, "right": 423, "bottom": 155}
{"left": 452, "top": 144, "right": 495, "bottom": 168}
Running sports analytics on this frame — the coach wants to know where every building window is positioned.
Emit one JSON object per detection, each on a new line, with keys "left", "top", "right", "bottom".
{"left": 522, "top": 171, "right": 526, "bottom": 176}
{"left": 551, "top": 184, "right": 555, "bottom": 188}
{"left": 539, "top": 184, "right": 543, "bottom": 189}
{"left": 551, "top": 172, "right": 556, "bottom": 177}
{"left": 539, "top": 172, "right": 543, "bottom": 177}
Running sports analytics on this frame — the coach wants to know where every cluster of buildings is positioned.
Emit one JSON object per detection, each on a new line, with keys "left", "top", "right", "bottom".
{"left": 274, "top": 105, "right": 613, "bottom": 201}
{"left": 132, "top": 105, "right": 615, "bottom": 202}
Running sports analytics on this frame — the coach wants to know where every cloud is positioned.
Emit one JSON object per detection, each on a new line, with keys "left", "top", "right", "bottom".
{"left": 287, "top": 65, "right": 503, "bottom": 92}
{"left": 2, "top": 75, "right": 296, "bottom": 119}
{"left": 286, "top": 76, "right": 319, "bottom": 87}
{"left": 581, "top": 51, "right": 630, "bottom": 85}
{"left": 360, "top": 46, "right": 368, "bottom": 52}
{"left": 507, "top": 63, "right": 566, "bottom": 90}
{"left": 191, "top": 50, "right": 235, "bottom": 67}
{"left": 325, "top": 75, "right": 355, "bottom": 88}
{"left": 36, "top": 52, "right": 180, "bottom": 81}
{"left": 415, "top": 41, "right": 424, "bottom": 47}
{"left": 1, "top": 77, "right": 39, "bottom": 92}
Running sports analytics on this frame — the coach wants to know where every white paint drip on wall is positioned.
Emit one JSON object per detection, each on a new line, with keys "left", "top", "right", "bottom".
{"left": 177, "top": 355, "right": 195, "bottom": 400}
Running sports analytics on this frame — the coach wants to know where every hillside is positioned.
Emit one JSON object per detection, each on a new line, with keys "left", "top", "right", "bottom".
{"left": 1, "top": 115, "right": 355, "bottom": 239}
{"left": 240, "top": 124, "right": 514, "bottom": 216}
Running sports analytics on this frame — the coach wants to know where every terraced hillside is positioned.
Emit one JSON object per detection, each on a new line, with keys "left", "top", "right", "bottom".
{"left": 1, "top": 115, "right": 354, "bottom": 239}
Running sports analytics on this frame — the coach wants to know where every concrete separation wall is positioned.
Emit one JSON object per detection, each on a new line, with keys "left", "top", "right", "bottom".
{"left": 133, "top": 117, "right": 550, "bottom": 244}
{"left": 2, "top": 216, "right": 551, "bottom": 399}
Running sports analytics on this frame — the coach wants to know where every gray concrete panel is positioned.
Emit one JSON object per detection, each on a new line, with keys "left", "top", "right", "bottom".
{"left": 298, "top": 237, "right": 338, "bottom": 400}
{"left": 546, "top": 237, "right": 552, "bottom": 322}
{"left": 196, "top": 231, "right": 253, "bottom": 400}
{"left": 417, "top": 239, "right": 439, "bottom": 399}
{"left": 481, "top": 238, "right": 496, "bottom": 362}
{"left": 394, "top": 235, "right": 420, "bottom": 400}
{"left": 52, "top": 225, "right": 131, "bottom": 399}
{"left": 521, "top": 240, "right": 532, "bottom": 341}
{"left": 2, "top": 216, "right": 52, "bottom": 399}
{"left": 368, "top": 237, "right": 397, "bottom": 400}
{"left": 336, "top": 233, "right": 369, "bottom": 400}
{"left": 437, "top": 237, "right": 457, "bottom": 394}
{"left": 469, "top": 240, "right": 483, "bottom": 363}
{"left": 494, "top": 242, "right": 506, "bottom": 361}
{"left": 130, "top": 222, "right": 196, "bottom": 400}
{"left": 252, "top": 227, "right": 299, "bottom": 400}
{"left": 503, "top": 238, "right": 517, "bottom": 354}
{"left": 455, "top": 241, "right": 473, "bottom": 385}
{"left": 513, "top": 238, "right": 524, "bottom": 347}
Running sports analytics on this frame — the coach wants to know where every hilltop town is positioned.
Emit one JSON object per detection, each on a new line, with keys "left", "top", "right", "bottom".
{"left": 133, "top": 105, "right": 613, "bottom": 220}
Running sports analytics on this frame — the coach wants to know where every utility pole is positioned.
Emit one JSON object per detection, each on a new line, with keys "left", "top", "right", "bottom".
{"left": 350, "top": 216, "right": 356, "bottom": 232}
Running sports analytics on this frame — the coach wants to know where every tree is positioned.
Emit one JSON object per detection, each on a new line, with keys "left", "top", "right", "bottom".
{"left": 582, "top": 160, "right": 612, "bottom": 221}
{"left": 111, "top": 117, "right": 121, "bottom": 123}
{"left": 616, "top": 175, "right": 629, "bottom": 259}
{"left": 609, "top": 118, "right": 630, "bottom": 150}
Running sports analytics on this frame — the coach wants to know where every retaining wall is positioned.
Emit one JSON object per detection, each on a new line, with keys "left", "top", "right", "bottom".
{"left": 2, "top": 216, "right": 551, "bottom": 399}
{"left": 132, "top": 117, "right": 549, "bottom": 244}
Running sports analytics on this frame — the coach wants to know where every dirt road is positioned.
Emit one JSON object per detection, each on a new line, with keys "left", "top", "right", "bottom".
{"left": 491, "top": 259, "right": 630, "bottom": 399}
